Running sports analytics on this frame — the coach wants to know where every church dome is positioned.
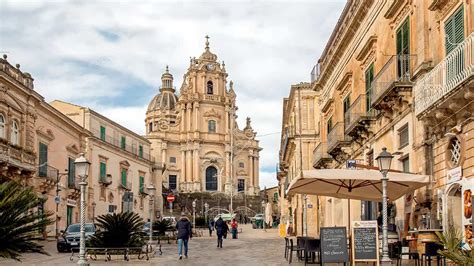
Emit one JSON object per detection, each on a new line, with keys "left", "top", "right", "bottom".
{"left": 147, "top": 66, "right": 179, "bottom": 113}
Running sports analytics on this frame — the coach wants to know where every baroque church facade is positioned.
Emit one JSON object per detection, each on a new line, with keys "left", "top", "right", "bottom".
{"left": 145, "top": 38, "right": 261, "bottom": 197}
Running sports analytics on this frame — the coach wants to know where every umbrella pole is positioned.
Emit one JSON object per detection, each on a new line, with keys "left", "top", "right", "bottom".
{"left": 348, "top": 199, "right": 353, "bottom": 266}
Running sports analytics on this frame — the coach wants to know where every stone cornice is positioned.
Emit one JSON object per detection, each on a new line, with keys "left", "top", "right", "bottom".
{"left": 356, "top": 36, "right": 377, "bottom": 61}
{"left": 336, "top": 71, "right": 353, "bottom": 91}
{"left": 384, "top": 0, "right": 406, "bottom": 19}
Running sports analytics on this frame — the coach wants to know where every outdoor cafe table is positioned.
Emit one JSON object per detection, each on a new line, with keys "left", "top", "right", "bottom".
{"left": 296, "top": 236, "right": 321, "bottom": 263}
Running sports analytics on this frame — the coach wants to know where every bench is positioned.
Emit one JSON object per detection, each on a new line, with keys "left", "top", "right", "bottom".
{"left": 70, "top": 246, "right": 151, "bottom": 262}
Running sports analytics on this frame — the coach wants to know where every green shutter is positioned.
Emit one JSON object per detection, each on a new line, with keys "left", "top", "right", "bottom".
{"left": 139, "top": 145, "right": 143, "bottom": 158}
{"left": 121, "top": 136, "right": 126, "bottom": 149}
{"left": 68, "top": 158, "right": 75, "bottom": 188}
{"left": 38, "top": 142, "right": 48, "bottom": 177}
{"left": 100, "top": 126, "right": 106, "bottom": 141}
{"left": 365, "top": 64, "right": 374, "bottom": 112}
{"left": 139, "top": 176, "right": 144, "bottom": 193}
{"left": 121, "top": 169, "right": 127, "bottom": 186}
{"left": 445, "top": 6, "right": 464, "bottom": 55}
{"left": 100, "top": 162, "right": 106, "bottom": 181}
{"left": 343, "top": 94, "right": 350, "bottom": 114}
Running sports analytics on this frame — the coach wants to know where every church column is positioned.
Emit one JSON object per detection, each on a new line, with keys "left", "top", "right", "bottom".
{"left": 225, "top": 106, "right": 229, "bottom": 133}
{"left": 186, "top": 103, "right": 192, "bottom": 134}
{"left": 193, "top": 146, "right": 199, "bottom": 191}
{"left": 248, "top": 152, "right": 254, "bottom": 192}
{"left": 186, "top": 149, "right": 192, "bottom": 191}
{"left": 181, "top": 149, "right": 186, "bottom": 184}
{"left": 194, "top": 102, "right": 199, "bottom": 132}
{"left": 254, "top": 155, "right": 259, "bottom": 192}
{"left": 180, "top": 103, "right": 185, "bottom": 132}
{"left": 161, "top": 143, "right": 167, "bottom": 165}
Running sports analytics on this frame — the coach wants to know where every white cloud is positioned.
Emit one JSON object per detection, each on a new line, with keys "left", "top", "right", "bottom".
{"left": 0, "top": 0, "right": 346, "bottom": 188}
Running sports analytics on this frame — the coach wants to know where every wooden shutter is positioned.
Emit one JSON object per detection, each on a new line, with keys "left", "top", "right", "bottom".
{"left": 139, "top": 176, "right": 144, "bottom": 193}
{"left": 445, "top": 6, "right": 464, "bottom": 55}
{"left": 68, "top": 158, "right": 75, "bottom": 187}
{"left": 38, "top": 142, "right": 48, "bottom": 177}
{"left": 100, "top": 126, "right": 106, "bottom": 140}
{"left": 121, "top": 169, "right": 127, "bottom": 186}
{"left": 100, "top": 162, "right": 106, "bottom": 180}
{"left": 365, "top": 64, "right": 374, "bottom": 111}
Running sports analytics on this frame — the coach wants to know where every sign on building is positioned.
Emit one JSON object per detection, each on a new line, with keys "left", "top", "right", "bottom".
{"left": 447, "top": 166, "right": 462, "bottom": 184}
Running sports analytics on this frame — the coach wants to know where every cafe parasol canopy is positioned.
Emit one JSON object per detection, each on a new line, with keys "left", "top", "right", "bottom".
{"left": 286, "top": 168, "right": 429, "bottom": 201}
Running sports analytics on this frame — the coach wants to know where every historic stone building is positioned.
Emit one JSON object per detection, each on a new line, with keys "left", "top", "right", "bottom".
{"left": 278, "top": 0, "right": 473, "bottom": 240}
{"left": 278, "top": 82, "right": 322, "bottom": 236}
{"left": 145, "top": 37, "right": 261, "bottom": 205}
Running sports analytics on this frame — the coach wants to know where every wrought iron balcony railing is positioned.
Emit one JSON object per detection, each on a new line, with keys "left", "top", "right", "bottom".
{"left": 91, "top": 128, "right": 150, "bottom": 160}
{"left": 371, "top": 54, "right": 416, "bottom": 107}
{"left": 38, "top": 164, "right": 59, "bottom": 181}
{"left": 414, "top": 33, "right": 473, "bottom": 116}
{"left": 312, "top": 142, "right": 332, "bottom": 168}
{"left": 327, "top": 122, "right": 351, "bottom": 153}
{"left": 344, "top": 94, "right": 379, "bottom": 134}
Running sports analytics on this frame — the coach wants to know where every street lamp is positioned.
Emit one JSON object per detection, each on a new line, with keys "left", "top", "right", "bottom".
{"left": 147, "top": 184, "right": 156, "bottom": 248}
{"left": 376, "top": 147, "right": 393, "bottom": 265}
{"left": 204, "top": 202, "right": 209, "bottom": 223}
{"left": 192, "top": 200, "right": 196, "bottom": 228}
{"left": 74, "top": 153, "right": 90, "bottom": 266}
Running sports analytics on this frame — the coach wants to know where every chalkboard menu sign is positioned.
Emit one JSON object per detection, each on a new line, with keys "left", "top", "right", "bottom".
{"left": 320, "top": 227, "right": 349, "bottom": 264}
{"left": 352, "top": 220, "right": 379, "bottom": 264}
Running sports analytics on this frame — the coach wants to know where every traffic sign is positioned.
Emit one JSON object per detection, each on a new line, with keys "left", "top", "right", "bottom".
{"left": 167, "top": 194, "right": 175, "bottom": 202}
{"left": 54, "top": 196, "right": 60, "bottom": 204}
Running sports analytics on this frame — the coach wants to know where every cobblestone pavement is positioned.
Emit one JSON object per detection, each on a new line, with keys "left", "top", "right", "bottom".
{"left": 2, "top": 224, "right": 418, "bottom": 265}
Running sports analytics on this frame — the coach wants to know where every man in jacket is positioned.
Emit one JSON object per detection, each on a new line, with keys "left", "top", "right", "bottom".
{"left": 214, "top": 217, "right": 228, "bottom": 248}
{"left": 176, "top": 213, "right": 192, "bottom": 259}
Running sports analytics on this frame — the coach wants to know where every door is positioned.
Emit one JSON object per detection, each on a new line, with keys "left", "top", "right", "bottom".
{"left": 396, "top": 18, "right": 410, "bottom": 80}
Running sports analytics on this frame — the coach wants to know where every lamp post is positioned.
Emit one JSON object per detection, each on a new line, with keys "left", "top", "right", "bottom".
{"left": 204, "top": 202, "right": 209, "bottom": 223}
{"left": 74, "top": 153, "right": 90, "bottom": 266}
{"left": 192, "top": 200, "right": 196, "bottom": 228}
{"left": 376, "top": 147, "right": 393, "bottom": 265}
{"left": 147, "top": 184, "right": 156, "bottom": 248}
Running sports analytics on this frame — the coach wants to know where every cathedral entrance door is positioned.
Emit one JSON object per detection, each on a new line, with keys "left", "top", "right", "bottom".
{"left": 206, "top": 166, "right": 218, "bottom": 191}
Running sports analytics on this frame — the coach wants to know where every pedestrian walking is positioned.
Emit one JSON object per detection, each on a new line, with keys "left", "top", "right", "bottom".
{"left": 208, "top": 218, "right": 215, "bottom": 236}
{"left": 176, "top": 213, "right": 192, "bottom": 260}
{"left": 223, "top": 220, "right": 229, "bottom": 239}
{"left": 214, "top": 217, "right": 228, "bottom": 248}
{"left": 231, "top": 218, "right": 238, "bottom": 239}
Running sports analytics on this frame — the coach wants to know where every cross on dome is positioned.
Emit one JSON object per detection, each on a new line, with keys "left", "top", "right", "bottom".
{"left": 205, "top": 35, "right": 210, "bottom": 50}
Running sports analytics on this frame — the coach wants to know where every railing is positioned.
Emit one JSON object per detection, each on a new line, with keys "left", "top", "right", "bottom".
{"left": 91, "top": 129, "right": 150, "bottom": 160}
{"left": 0, "top": 55, "right": 34, "bottom": 90}
{"left": 0, "top": 142, "right": 36, "bottom": 167}
{"left": 327, "top": 122, "right": 351, "bottom": 152}
{"left": 39, "top": 164, "right": 58, "bottom": 180}
{"left": 344, "top": 94, "right": 378, "bottom": 133}
{"left": 119, "top": 181, "right": 132, "bottom": 191}
{"left": 203, "top": 94, "right": 222, "bottom": 102}
{"left": 415, "top": 33, "right": 474, "bottom": 116}
{"left": 313, "top": 142, "right": 331, "bottom": 167}
{"left": 99, "top": 174, "right": 112, "bottom": 185}
{"left": 311, "top": 63, "right": 321, "bottom": 83}
{"left": 371, "top": 54, "right": 416, "bottom": 106}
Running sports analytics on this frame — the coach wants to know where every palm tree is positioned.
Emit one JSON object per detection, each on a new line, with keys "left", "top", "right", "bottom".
{"left": 0, "top": 181, "right": 53, "bottom": 261}
{"left": 436, "top": 227, "right": 474, "bottom": 265}
{"left": 87, "top": 212, "right": 145, "bottom": 247}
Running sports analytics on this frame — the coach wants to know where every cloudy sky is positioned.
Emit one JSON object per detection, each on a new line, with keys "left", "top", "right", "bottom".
{"left": 0, "top": 0, "right": 345, "bottom": 188}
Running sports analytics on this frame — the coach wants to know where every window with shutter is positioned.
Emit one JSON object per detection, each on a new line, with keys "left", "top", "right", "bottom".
{"left": 100, "top": 126, "right": 106, "bottom": 141}
{"left": 365, "top": 64, "right": 374, "bottom": 112}
{"left": 445, "top": 6, "right": 464, "bottom": 55}
{"left": 121, "top": 169, "right": 127, "bottom": 186}
{"left": 138, "top": 145, "right": 143, "bottom": 158}
{"left": 398, "top": 124, "right": 409, "bottom": 149}
{"left": 139, "top": 176, "right": 144, "bottom": 193}
{"left": 68, "top": 158, "right": 75, "bottom": 188}
{"left": 100, "top": 162, "right": 107, "bottom": 182}
{"left": 396, "top": 18, "right": 410, "bottom": 79}
{"left": 121, "top": 136, "right": 126, "bottom": 150}
{"left": 402, "top": 157, "right": 410, "bottom": 173}
{"left": 38, "top": 142, "right": 48, "bottom": 177}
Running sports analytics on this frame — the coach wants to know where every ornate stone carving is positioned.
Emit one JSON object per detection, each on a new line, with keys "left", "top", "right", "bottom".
{"left": 204, "top": 108, "right": 221, "bottom": 119}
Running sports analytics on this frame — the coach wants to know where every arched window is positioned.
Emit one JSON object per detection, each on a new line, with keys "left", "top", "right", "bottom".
{"left": 205, "top": 166, "right": 218, "bottom": 191}
{"left": 207, "top": 81, "right": 213, "bottom": 94}
{"left": 11, "top": 120, "right": 19, "bottom": 145}
{"left": 148, "top": 122, "right": 153, "bottom": 133}
{"left": 0, "top": 114, "right": 4, "bottom": 139}
{"left": 208, "top": 120, "right": 216, "bottom": 133}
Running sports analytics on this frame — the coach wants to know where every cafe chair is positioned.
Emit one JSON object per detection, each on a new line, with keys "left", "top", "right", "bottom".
{"left": 304, "top": 239, "right": 321, "bottom": 265}
{"left": 288, "top": 238, "right": 305, "bottom": 264}
{"left": 422, "top": 242, "right": 445, "bottom": 266}
{"left": 284, "top": 237, "right": 290, "bottom": 259}
{"left": 397, "top": 241, "right": 420, "bottom": 266}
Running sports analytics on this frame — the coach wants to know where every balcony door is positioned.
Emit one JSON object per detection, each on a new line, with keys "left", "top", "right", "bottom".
{"left": 445, "top": 6, "right": 464, "bottom": 84}
{"left": 396, "top": 18, "right": 410, "bottom": 80}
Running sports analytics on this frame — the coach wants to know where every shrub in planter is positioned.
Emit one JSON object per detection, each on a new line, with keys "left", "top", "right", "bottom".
{"left": 88, "top": 212, "right": 145, "bottom": 247}
{"left": 152, "top": 220, "right": 173, "bottom": 236}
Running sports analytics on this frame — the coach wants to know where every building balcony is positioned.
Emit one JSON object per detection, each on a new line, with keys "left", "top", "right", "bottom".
{"left": 312, "top": 142, "right": 332, "bottom": 169}
{"left": 0, "top": 141, "right": 36, "bottom": 178}
{"left": 99, "top": 174, "right": 112, "bottom": 186}
{"left": 344, "top": 94, "right": 378, "bottom": 142}
{"left": 38, "top": 164, "right": 59, "bottom": 191}
{"left": 119, "top": 181, "right": 132, "bottom": 191}
{"left": 91, "top": 128, "right": 150, "bottom": 161}
{"left": 327, "top": 122, "right": 351, "bottom": 162}
{"left": 414, "top": 33, "right": 474, "bottom": 118}
{"left": 371, "top": 54, "right": 416, "bottom": 111}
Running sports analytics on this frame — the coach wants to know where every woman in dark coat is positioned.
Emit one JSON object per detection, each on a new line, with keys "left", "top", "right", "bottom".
{"left": 214, "top": 217, "right": 228, "bottom": 248}
{"left": 176, "top": 214, "right": 192, "bottom": 259}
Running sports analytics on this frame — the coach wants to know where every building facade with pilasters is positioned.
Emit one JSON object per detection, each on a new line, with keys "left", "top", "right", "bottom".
{"left": 145, "top": 38, "right": 261, "bottom": 209}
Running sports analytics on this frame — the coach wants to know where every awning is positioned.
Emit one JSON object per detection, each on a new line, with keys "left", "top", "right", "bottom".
{"left": 286, "top": 169, "right": 430, "bottom": 201}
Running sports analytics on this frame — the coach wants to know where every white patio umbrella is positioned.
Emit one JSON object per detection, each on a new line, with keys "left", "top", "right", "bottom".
{"left": 286, "top": 168, "right": 429, "bottom": 201}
